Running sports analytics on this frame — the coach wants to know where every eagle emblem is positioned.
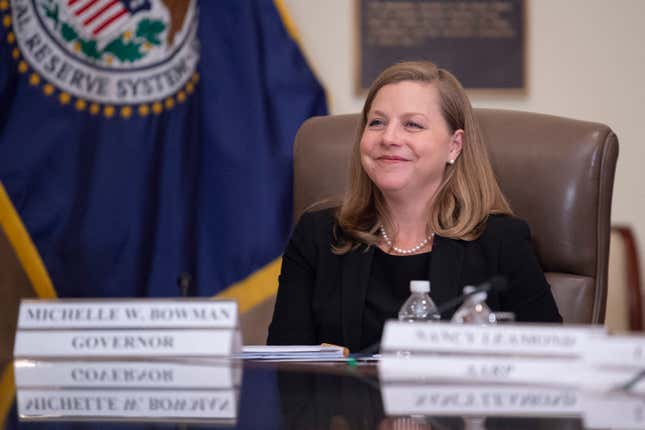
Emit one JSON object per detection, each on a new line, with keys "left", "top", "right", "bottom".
{"left": 10, "top": 0, "right": 199, "bottom": 113}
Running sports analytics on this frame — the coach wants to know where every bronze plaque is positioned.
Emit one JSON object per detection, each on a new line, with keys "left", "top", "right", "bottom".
{"left": 359, "top": 0, "right": 525, "bottom": 90}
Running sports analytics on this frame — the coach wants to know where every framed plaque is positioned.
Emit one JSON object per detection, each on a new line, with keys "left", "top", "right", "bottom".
{"left": 358, "top": 0, "right": 526, "bottom": 91}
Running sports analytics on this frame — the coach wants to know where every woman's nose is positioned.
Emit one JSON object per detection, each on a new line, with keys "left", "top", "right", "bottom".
{"left": 381, "top": 123, "right": 401, "bottom": 146}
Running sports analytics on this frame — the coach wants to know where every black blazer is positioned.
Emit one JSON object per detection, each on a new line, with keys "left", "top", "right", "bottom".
{"left": 267, "top": 208, "right": 562, "bottom": 352}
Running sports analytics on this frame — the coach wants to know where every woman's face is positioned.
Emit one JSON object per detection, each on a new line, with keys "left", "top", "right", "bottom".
{"left": 360, "top": 81, "right": 463, "bottom": 201}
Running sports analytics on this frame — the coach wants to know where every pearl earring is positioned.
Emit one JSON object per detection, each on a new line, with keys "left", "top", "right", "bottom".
{"left": 448, "top": 159, "right": 455, "bottom": 165}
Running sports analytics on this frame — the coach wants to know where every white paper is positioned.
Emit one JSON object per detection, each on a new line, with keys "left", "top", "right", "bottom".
{"left": 237, "top": 345, "right": 346, "bottom": 360}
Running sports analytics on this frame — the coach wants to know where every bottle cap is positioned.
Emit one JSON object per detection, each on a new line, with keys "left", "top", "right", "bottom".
{"left": 463, "top": 285, "right": 476, "bottom": 294}
{"left": 410, "top": 280, "right": 430, "bottom": 293}
{"left": 463, "top": 285, "right": 487, "bottom": 302}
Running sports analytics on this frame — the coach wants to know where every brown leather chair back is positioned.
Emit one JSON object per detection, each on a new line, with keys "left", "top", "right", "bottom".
{"left": 293, "top": 109, "right": 619, "bottom": 324}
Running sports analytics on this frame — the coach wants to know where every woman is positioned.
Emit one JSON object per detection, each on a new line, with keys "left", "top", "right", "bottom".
{"left": 267, "top": 61, "right": 562, "bottom": 352}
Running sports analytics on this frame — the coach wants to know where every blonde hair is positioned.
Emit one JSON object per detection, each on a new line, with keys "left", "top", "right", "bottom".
{"left": 333, "top": 61, "right": 512, "bottom": 254}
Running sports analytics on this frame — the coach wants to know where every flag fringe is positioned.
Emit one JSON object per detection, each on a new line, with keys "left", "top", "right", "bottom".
{"left": 0, "top": 363, "right": 14, "bottom": 427}
{"left": 273, "top": 0, "right": 301, "bottom": 43}
{"left": 0, "top": 182, "right": 56, "bottom": 298}
{"left": 216, "top": 257, "right": 281, "bottom": 313}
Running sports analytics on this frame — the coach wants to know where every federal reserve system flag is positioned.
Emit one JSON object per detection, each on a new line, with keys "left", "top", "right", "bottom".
{"left": 0, "top": 0, "right": 327, "bottom": 298}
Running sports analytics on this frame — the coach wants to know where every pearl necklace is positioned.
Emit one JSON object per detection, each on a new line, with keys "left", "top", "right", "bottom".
{"left": 379, "top": 226, "right": 434, "bottom": 255}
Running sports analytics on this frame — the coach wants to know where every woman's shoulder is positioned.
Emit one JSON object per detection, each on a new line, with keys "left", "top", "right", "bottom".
{"left": 296, "top": 206, "right": 337, "bottom": 227}
{"left": 470, "top": 215, "right": 536, "bottom": 262}
{"left": 292, "top": 206, "right": 339, "bottom": 241}
{"left": 478, "top": 214, "right": 531, "bottom": 241}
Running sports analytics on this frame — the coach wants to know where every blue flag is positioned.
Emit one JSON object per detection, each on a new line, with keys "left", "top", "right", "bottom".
{"left": 0, "top": 0, "right": 327, "bottom": 297}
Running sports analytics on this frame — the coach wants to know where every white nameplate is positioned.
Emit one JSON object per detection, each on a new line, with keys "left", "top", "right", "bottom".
{"left": 382, "top": 384, "right": 645, "bottom": 429}
{"left": 17, "top": 389, "right": 238, "bottom": 421}
{"left": 14, "top": 329, "right": 239, "bottom": 358}
{"left": 17, "top": 299, "right": 238, "bottom": 329}
{"left": 381, "top": 384, "right": 582, "bottom": 417}
{"left": 378, "top": 354, "right": 645, "bottom": 391}
{"left": 381, "top": 321, "right": 604, "bottom": 357}
{"left": 581, "top": 392, "right": 645, "bottom": 429}
{"left": 582, "top": 334, "right": 645, "bottom": 368}
{"left": 14, "top": 360, "right": 242, "bottom": 389}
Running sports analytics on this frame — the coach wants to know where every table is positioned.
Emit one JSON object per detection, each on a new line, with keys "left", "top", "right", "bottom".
{"left": 1, "top": 358, "right": 591, "bottom": 430}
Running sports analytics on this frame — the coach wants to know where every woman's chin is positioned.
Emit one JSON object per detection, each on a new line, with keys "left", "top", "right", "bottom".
{"left": 372, "top": 179, "right": 410, "bottom": 194}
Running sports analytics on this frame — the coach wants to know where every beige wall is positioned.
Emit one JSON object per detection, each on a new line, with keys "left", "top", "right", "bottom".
{"left": 285, "top": 0, "right": 645, "bottom": 278}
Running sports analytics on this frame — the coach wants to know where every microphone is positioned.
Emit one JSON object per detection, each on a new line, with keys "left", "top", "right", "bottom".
{"left": 357, "top": 276, "right": 508, "bottom": 355}
{"left": 428, "top": 275, "right": 508, "bottom": 319}
{"left": 177, "top": 272, "right": 193, "bottom": 297}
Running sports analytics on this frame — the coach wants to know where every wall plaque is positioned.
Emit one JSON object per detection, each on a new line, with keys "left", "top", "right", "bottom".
{"left": 359, "top": 0, "right": 525, "bottom": 90}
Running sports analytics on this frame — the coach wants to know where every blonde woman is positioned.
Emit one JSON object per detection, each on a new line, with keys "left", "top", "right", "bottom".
{"left": 268, "top": 61, "right": 561, "bottom": 351}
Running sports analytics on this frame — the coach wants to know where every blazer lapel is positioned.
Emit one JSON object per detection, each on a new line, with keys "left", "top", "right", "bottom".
{"left": 340, "top": 245, "right": 374, "bottom": 352}
{"left": 430, "top": 235, "right": 465, "bottom": 318}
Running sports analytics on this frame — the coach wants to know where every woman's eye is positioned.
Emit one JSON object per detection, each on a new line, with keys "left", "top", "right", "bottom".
{"left": 405, "top": 121, "right": 423, "bottom": 129}
{"left": 368, "top": 119, "right": 384, "bottom": 127}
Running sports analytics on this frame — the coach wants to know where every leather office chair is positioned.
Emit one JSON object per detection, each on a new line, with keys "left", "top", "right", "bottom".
{"left": 293, "top": 109, "right": 619, "bottom": 324}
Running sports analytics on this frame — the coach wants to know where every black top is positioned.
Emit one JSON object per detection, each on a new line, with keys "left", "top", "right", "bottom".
{"left": 362, "top": 249, "right": 432, "bottom": 348}
{"left": 267, "top": 208, "right": 562, "bottom": 352}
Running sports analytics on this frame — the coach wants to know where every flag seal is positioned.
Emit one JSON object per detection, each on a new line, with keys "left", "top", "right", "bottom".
{"left": 7, "top": 0, "right": 199, "bottom": 116}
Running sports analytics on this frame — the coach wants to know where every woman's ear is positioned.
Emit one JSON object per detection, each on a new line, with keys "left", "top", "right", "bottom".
{"left": 449, "top": 129, "right": 464, "bottom": 162}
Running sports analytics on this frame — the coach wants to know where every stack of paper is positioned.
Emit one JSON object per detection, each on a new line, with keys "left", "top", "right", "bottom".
{"left": 238, "top": 345, "right": 348, "bottom": 361}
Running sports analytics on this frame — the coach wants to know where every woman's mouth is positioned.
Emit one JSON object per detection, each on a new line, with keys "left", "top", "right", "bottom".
{"left": 377, "top": 155, "right": 409, "bottom": 163}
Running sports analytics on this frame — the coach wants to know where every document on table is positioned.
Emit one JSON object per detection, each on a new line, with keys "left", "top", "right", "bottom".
{"left": 238, "top": 345, "right": 349, "bottom": 361}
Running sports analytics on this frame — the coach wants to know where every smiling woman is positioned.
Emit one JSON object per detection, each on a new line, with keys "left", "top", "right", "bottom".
{"left": 337, "top": 61, "right": 513, "bottom": 253}
{"left": 267, "top": 61, "right": 562, "bottom": 352}
{"left": 360, "top": 81, "right": 461, "bottom": 203}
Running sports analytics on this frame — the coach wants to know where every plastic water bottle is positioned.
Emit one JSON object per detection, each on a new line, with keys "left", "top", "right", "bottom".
{"left": 451, "top": 286, "right": 497, "bottom": 324}
{"left": 398, "top": 280, "right": 441, "bottom": 322}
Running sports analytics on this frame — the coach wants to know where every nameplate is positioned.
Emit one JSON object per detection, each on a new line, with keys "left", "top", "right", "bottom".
{"left": 380, "top": 321, "right": 604, "bottom": 357}
{"left": 381, "top": 384, "right": 582, "bottom": 417}
{"left": 14, "top": 329, "right": 240, "bottom": 358}
{"left": 582, "top": 334, "right": 645, "bottom": 368}
{"left": 381, "top": 384, "right": 645, "bottom": 429}
{"left": 17, "top": 299, "right": 238, "bottom": 329}
{"left": 378, "top": 354, "right": 644, "bottom": 392}
{"left": 14, "top": 360, "right": 241, "bottom": 389}
{"left": 17, "top": 389, "right": 238, "bottom": 422}
{"left": 581, "top": 392, "right": 645, "bottom": 429}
